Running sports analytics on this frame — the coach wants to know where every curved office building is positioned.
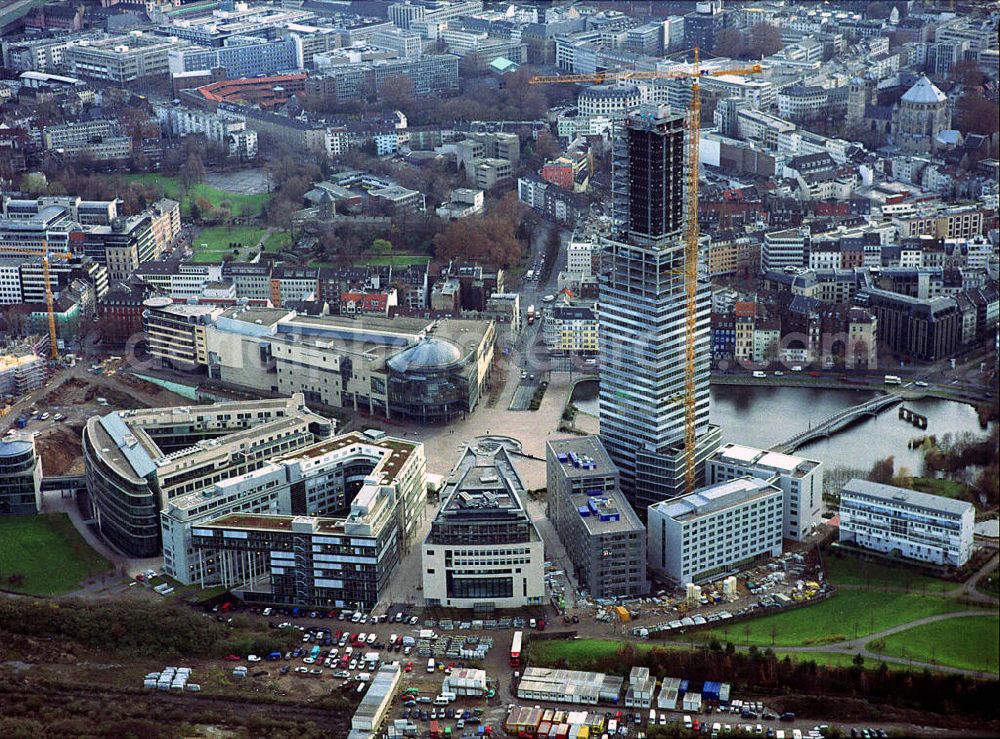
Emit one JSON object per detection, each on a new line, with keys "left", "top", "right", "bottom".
{"left": 386, "top": 336, "right": 482, "bottom": 424}
{"left": 83, "top": 413, "right": 161, "bottom": 556}
{"left": 82, "top": 394, "right": 333, "bottom": 557}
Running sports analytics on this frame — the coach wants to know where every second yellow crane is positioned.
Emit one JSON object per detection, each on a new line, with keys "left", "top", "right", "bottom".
{"left": 531, "top": 53, "right": 763, "bottom": 493}
{"left": 1, "top": 243, "right": 73, "bottom": 359}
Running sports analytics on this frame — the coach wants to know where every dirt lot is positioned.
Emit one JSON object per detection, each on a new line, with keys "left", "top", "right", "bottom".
{"left": 8, "top": 365, "right": 193, "bottom": 477}
{"left": 36, "top": 423, "right": 85, "bottom": 475}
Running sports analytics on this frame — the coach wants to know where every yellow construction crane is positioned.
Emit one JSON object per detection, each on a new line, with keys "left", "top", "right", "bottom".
{"left": 1, "top": 243, "right": 73, "bottom": 359}
{"left": 531, "top": 53, "right": 763, "bottom": 493}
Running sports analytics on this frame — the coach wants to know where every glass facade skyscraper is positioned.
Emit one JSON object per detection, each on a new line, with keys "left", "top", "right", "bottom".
{"left": 599, "top": 104, "right": 721, "bottom": 515}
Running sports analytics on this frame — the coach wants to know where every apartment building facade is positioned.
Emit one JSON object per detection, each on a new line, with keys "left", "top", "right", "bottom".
{"left": 839, "top": 479, "right": 974, "bottom": 567}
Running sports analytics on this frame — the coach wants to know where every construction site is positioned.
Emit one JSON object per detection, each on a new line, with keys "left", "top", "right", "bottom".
{"left": 4, "top": 361, "right": 190, "bottom": 476}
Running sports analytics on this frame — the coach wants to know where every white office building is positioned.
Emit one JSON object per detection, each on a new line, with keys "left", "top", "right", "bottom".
{"left": 567, "top": 240, "right": 597, "bottom": 277}
{"left": 762, "top": 227, "right": 810, "bottom": 273}
{"left": 839, "top": 479, "right": 975, "bottom": 567}
{"left": 422, "top": 444, "right": 545, "bottom": 610}
{"left": 706, "top": 443, "right": 823, "bottom": 541}
{"left": 647, "top": 477, "right": 783, "bottom": 585}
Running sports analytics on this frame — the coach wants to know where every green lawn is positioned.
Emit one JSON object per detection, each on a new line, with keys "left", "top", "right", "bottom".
{"left": 868, "top": 616, "right": 999, "bottom": 673}
{"left": 362, "top": 255, "right": 431, "bottom": 267}
{"left": 192, "top": 226, "right": 267, "bottom": 260}
{"left": 681, "top": 590, "right": 976, "bottom": 648}
{"left": 263, "top": 231, "right": 291, "bottom": 253}
{"left": 909, "top": 476, "right": 974, "bottom": 504}
{"left": 120, "top": 174, "right": 270, "bottom": 218}
{"left": 824, "top": 554, "right": 955, "bottom": 593}
{"left": 529, "top": 639, "right": 649, "bottom": 669}
{"left": 0, "top": 514, "right": 111, "bottom": 596}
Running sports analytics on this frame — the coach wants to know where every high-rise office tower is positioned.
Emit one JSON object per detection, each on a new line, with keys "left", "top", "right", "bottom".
{"left": 599, "top": 104, "right": 721, "bottom": 515}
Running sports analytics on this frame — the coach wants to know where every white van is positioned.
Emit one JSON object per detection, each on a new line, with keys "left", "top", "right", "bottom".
{"left": 433, "top": 696, "right": 450, "bottom": 706}
{"left": 752, "top": 370, "right": 766, "bottom": 378}
{"left": 648, "top": 709, "right": 656, "bottom": 724}
{"left": 426, "top": 658, "right": 436, "bottom": 673}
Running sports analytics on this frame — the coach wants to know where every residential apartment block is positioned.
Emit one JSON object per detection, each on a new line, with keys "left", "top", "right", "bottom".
{"left": 542, "top": 302, "right": 598, "bottom": 356}
{"left": 839, "top": 479, "right": 974, "bottom": 567}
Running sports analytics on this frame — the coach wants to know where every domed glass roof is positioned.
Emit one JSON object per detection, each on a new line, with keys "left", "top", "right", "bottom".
{"left": 387, "top": 337, "right": 464, "bottom": 372}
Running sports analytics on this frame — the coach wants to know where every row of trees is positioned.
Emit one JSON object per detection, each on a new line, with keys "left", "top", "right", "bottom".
{"left": 537, "top": 641, "right": 996, "bottom": 722}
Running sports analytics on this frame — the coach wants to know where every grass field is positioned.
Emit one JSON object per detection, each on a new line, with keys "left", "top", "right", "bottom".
{"left": 0, "top": 514, "right": 111, "bottom": 596}
{"left": 909, "top": 476, "right": 974, "bottom": 504}
{"left": 868, "top": 616, "right": 999, "bottom": 673}
{"left": 681, "top": 591, "right": 975, "bottom": 648}
{"left": 192, "top": 226, "right": 267, "bottom": 260}
{"left": 362, "top": 255, "right": 431, "bottom": 267}
{"left": 528, "top": 638, "right": 650, "bottom": 669}
{"left": 263, "top": 231, "right": 291, "bottom": 253}
{"left": 121, "top": 174, "right": 270, "bottom": 218}
{"left": 824, "top": 555, "right": 955, "bottom": 593}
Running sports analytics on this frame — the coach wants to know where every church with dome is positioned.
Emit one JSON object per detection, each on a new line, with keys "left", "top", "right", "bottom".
{"left": 847, "top": 74, "right": 952, "bottom": 153}
{"left": 893, "top": 75, "right": 952, "bottom": 153}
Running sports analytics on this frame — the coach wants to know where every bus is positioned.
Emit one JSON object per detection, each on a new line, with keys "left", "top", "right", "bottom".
{"left": 883, "top": 375, "right": 902, "bottom": 385}
{"left": 510, "top": 630, "right": 523, "bottom": 668}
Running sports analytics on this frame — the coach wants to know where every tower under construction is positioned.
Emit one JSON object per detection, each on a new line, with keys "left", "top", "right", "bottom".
{"left": 598, "top": 104, "right": 721, "bottom": 515}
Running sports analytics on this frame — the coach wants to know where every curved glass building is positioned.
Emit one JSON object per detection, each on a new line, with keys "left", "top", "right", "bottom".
{"left": 386, "top": 336, "right": 484, "bottom": 424}
{"left": 0, "top": 433, "right": 43, "bottom": 516}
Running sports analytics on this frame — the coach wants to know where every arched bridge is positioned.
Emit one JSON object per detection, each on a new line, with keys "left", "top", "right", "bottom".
{"left": 773, "top": 393, "right": 903, "bottom": 454}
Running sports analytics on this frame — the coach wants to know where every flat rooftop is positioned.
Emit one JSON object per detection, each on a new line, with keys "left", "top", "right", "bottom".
{"left": 652, "top": 477, "right": 782, "bottom": 523}
{"left": 197, "top": 513, "right": 348, "bottom": 536}
{"left": 713, "top": 443, "right": 819, "bottom": 478}
{"left": 842, "top": 478, "right": 973, "bottom": 517}
{"left": 278, "top": 431, "right": 418, "bottom": 484}
{"left": 548, "top": 436, "right": 617, "bottom": 478}
{"left": 88, "top": 394, "right": 328, "bottom": 481}
{"left": 220, "top": 306, "right": 289, "bottom": 327}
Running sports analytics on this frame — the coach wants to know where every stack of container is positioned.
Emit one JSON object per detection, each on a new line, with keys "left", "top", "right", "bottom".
{"left": 157, "top": 667, "right": 176, "bottom": 691}
{"left": 171, "top": 667, "right": 191, "bottom": 691}
{"left": 460, "top": 635, "right": 492, "bottom": 660}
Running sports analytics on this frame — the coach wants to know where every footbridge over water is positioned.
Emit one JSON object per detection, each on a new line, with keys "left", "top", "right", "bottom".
{"left": 772, "top": 393, "right": 903, "bottom": 454}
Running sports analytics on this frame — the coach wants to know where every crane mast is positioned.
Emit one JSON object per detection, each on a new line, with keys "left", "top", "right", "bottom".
{"left": 0, "top": 241, "right": 71, "bottom": 359}
{"left": 683, "top": 49, "right": 702, "bottom": 494}
{"left": 531, "top": 53, "right": 761, "bottom": 494}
